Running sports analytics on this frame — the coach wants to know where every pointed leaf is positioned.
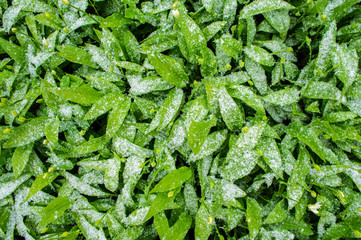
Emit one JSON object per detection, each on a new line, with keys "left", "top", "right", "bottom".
{"left": 151, "top": 167, "right": 192, "bottom": 193}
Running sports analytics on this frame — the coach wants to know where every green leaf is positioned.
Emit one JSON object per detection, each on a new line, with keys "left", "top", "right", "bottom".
{"left": 218, "top": 35, "right": 243, "bottom": 59}
{"left": 11, "top": 143, "right": 33, "bottom": 179}
{"left": 114, "top": 226, "right": 143, "bottom": 240}
{"left": 244, "top": 45, "right": 275, "bottom": 67}
{"left": 221, "top": 122, "right": 266, "bottom": 181}
{"left": 57, "top": 45, "right": 97, "bottom": 68}
{"left": 144, "top": 190, "right": 180, "bottom": 221}
{"left": 263, "top": 9, "right": 290, "bottom": 39}
{"left": 26, "top": 172, "right": 59, "bottom": 201}
{"left": 315, "top": 22, "right": 336, "bottom": 73}
{"left": 228, "top": 85, "right": 265, "bottom": 114}
{"left": 195, "top": 204, "right": 213, "bottom": 240}
{"left": 219, "top": 85, "right": 243, "bottom": 131}
{"left": 174, "top": 3, "right": 206, "bottom": 64}
{"left": 303, "top": 81, "right": 341, "bottom": 100}
{"left": 263, "top": 199, "right": 287, "bottom": 224}
{"left": 297, "top": 127, "right": 326, "bottom": 162}
{"left": 114, "top": 61, "right": 145, "bottom": 72}
{"left": 106, "top": 97, "right": 131, "bottom": 140}
{"left": 200, "top": 47, "right": 218, "bottom": 77}
{"left": 188, "top": 117, "right": 216, "bottom": 155}
{"left": 44, "top": 117, "right": 59, "bottom": 144}
{"left": 245, "top": 57, "right": 268, "bottom": 95}
{"left": 189, "top": 129, "right": 228, "bottom": 162}
{"left": 154, "top": 212, "right": 169, "bottom": 239}
{"left": 164, "top": 212, "right": 192, "bottom": 240}
{"left": 202, "top": 21, "right": 226, "bottom": 42}
{"left": 333, "top": 43, "right": 358, "bottom": 92}
{"left": 73, "top": 136, "right": 107, "bottom": 155}
{"left": 0, "top": 37, "right": 25, "bottom": 64}
{"left": 263, "top": 88, "right": 300, "bottom": 106}
{"left": 51, "top": 87, "right": 103, "bottom": 105}
{"left": 62, "top": 171, "right": 113, "bottom": 197}
{"left": 246, "top": 197, "right": 263, "bottom": 239}
{"left": 0, "top": 174, "right": 31, "bottom": 201}
{"left": 84, "top": 91, "right": 123, "bottom": 120}
{"left": 239, "top": 0, "right": 295, "bottom": 19}
{"left": 148, "top": 88, "right": 184, "bottom": 133}
{"left": 72, "top": 211, "right": 107, "bottom": 240}
{"left": 99, "top": 12, "right": 133, "bottom": 28}
{"left": 258, "top": 137, "right": 283, "bottom": 179}
{"left": 150, "top": 167, "right": 192, "bottom": 193}
{"left": 322, "top": 111, "right": 357, "bottom": 123}
{"left": 4, "top": 117, "right": 49, "bottom": 148}
{"left": 211, "top": 178, "right": 246, "bottom": 208}
{"left": 34, "top": 12, "right": 63, "bottom": 29}
{"left": 104, "top": 157, "right": 121, "bottom": 192}
{"left": 143, "top": 46, "right": 188, "bottom": 88}
{"left": 38, "top": 196, "right": 72, "bottom": 230}
{"left": 228, "top": 122, "right": 267, "bottom": 159}
{"left": 287, "top": 146, "right": 310, "bottom": 209}
{"left": 113, "top": 136, "right": 153, "bottom": 158}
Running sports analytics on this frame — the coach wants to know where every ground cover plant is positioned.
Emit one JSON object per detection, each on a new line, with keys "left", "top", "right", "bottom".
{"left": 1, "top": 0, "right": 361, "bottom": 239}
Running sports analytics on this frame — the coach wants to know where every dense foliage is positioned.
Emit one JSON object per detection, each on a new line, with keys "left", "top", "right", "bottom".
{"left": 1, "top": 0, "right": 361, "bottom": 239}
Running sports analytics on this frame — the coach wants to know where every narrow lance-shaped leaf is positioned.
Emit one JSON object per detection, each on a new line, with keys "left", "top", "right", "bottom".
{"left": 263, "top": 199, "right": 288, "bottom": 224}
{"left": 263, "top": 88, "right": 300, "bottom": 106}
{"left": 221, "top": 122, "right": 266, "bottom": 181}
{"left": 106, "top": 97, "right": 131, "bottom": 140}
{"left": 0, "top": 37, "right": 25, "bottom": 64}
{"left": 164, "top": 212, "right": 192, "bottom": 240}
{"left": 239, "top": 0, "right": 295, "bottom": 19}
{"left": 202, "top": 21, "right": 226, "bottom": 42}
{"left": 44, "top": 117, "right": 59, "bottom": 144}
{"left": 315, "top": 21, "right": 336, "bottom": 73}
{"left": 72, "top": 212, "right": 107, "bottom": 240}
{"left": 73, "top": 137, "right": 107, "bottom": 155}
{"left": 190, "top": 129, "right": 228, "bottom": 162}
{"left": 287, "top": 146, "right": 310, "bottom": 209}
{"left": 218, "top": 85, "right": 243, "bottom": 131}
{"left": 147, "top": 88, "right": 184, "bottom": 133}
{"left": 174, "top": 2, "right": 206, "bottom": 64}
{"left": 0, "top": 174, "right": 31, "bottom": 201}
{"left": 263, "top": 9, "right": 290, "bottom": 39}
{"left": 61, "top": 171, "right": 113, "bottom": 197}
{"left": 38, "top": 196, "right": 72, "bottom": 230}
{"left": 154, "top": 212, "right": 169, "bottom": 239}
{"left": 333, "top": 43, "right": 358, "bottom": 92}
{"left": 84, "top": 91, "right": 124, "bottom": 120}
{"left": 258, "top": 137, "right": 283, "bottom": 179}
{"left": 303, "top": 81, "right": 341, "bottom": 100}
{"left": 228, "top": 85, "right": 265, "bottom": 114}
{"left": 144, "top": 189, "right": 180, "bottom": 222}
{"left": 51, "top": 87, "right": 103, "bottom": 105}
{"left": 143, "top": 46, "right": 188, "bottom": 88}
{"left": 104, "top": 157, "right": 121, "bottom": 192}
{"left": 26, "top": 171, "right": 59, "bottom": 201}
{"left": 57, "top": 45, "right": 97, "bottom": 68}
{"left": 12, "top": 143, "right": 33, "bottom": 179}
{"left": 246, "top": 197, "right": 263, "bottom": 239}
{"left": 150, "top": 167, "right": 192, "bottom": 193}
{"left": 188, "top": 116, "right": 216, "bottom": 155}
{"left": 4, "top": 117, "right": 49, "bottom": 148}
{"left": 245, "top": 57, "right": 268, "bottom": 95}
{"left": 195, "top": 204, "right": 213, "bottom": 240}
{"left": 244, "top": 45, "right": 275, "bottom": 67}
